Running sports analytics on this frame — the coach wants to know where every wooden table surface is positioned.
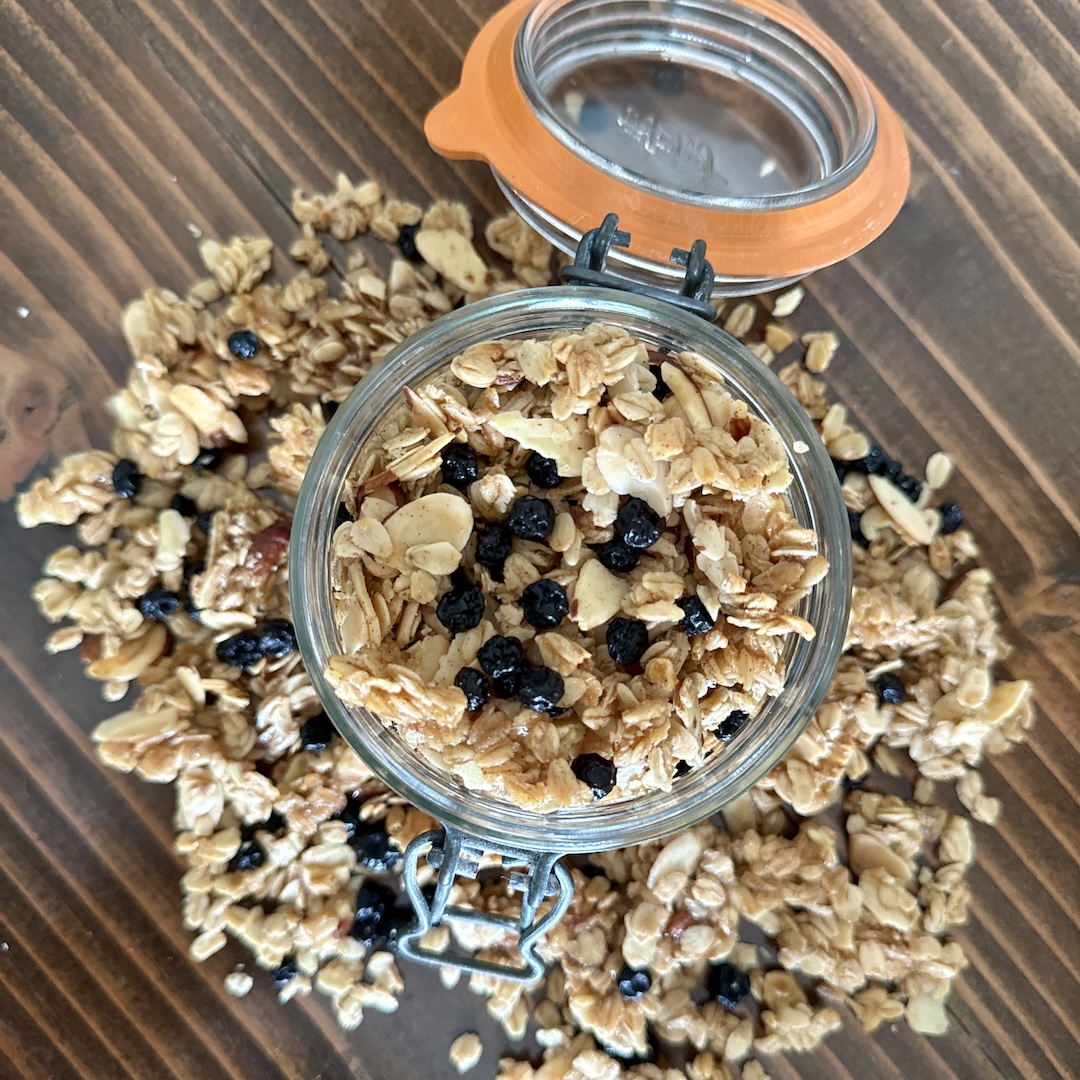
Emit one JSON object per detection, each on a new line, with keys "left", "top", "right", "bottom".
{"left": 1, "top": 1, "right": 1078, "bottom": 1079}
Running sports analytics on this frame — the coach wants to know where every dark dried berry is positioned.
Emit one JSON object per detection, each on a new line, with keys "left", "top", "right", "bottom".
{"left": 333, "top": 502, "right": 353, "bottom": 532}
{"left": 520, "top": 579, "right": 569, "bottom": 629}
{"left": 227, "top": 329, "right": 260, "bottom": 359}
{"left": 136, "top": 586, "right": 181, "bottom": 621}
{"left": 578, "top": 97, "right": 609, "bottom": 135}
{"left": 321, "top": 400, "right": 339, "bottom": 421}
{"left": 351, "top": 881, "right": 396, "bottom": 947}
{"left": 436, "top": 582, "right": 486, "bottom": 633}
{"left": 298, "top": 712, "right": 336, "bottom": 751}
{"left": 939, "top": 502, "right": 965, "bottom": 534}
{"left": 477, "top": 635, "right": 524, "bottom": 681}
{"left": 707, "top": 962, "right": 750, "bottom": 1010}
{"left": 270, "top": 958, "right": 298, "bottom": 988}
{"left": 715, "top": 709, "right": 749, "bottom": 743}
{"left": 378, "top": 902, "right": 415, "bottom": 954}
{"left": 849, "top": 446, "right": 885, "bottom": 475}
{"left": 617, "top": 965, "right": 652, "bottom": 999}
{"left": 215, "top": 632, "right": 264, "bottom": 669}
{"left": 169, "top": 493, "right": 197, "bottom": 517}
{"left": 475, "top": 522, "right": 512, "bottom": 575}
{"left": 508, "top": 496, "right": 555, "bottom": 542}
{"left": 519, "top": 665, "right": 564, "bottom": 713}
{"left": 651, "top": 62, "right": 685, "bottom": 96}
{"left": 676, "top": 595, "right": 713, "bottom": 637}
{"left": 525, "top": 452, "right": 562, "bottom": 489}
{"left": 259, "top": 618, "right": 297, "bottom": 659}
{"left": 572, "top": 753, "right": 617, "bottom": 799}
{"left": 454, "top": 666, "right": 491, "bottom": 712}
{"left": 192, "top": 447, "right": 224, "bottom": 471}
{"left": 848, "top": 509, "right": 868, "bottom": 547}
{"left": 897, "top": 474, "right": 921, "bottom": 501}
{"left": 606, "top": 617, "right": 650, "bottom": 666}
{"left": 352, "top": 823, "right": 400, "bottom": 873}
{"left": 111, "top": 458, "right": 141, "bottom": 499}
{"left": 840, "top": 774, "right": 865, "bottom": 793}
{"left": 247, "top": 810, "right": 286, "bottom": 839}
{"left": 492, "top": 669, "right": 524, "bottom": 698}
{"left": 228, "top": 842, "right": 264, "bottom": 873}
{"left": 397, "top": 222, "right": 422, "bottom": 262}
{"left": 832, "top": 458, "right": 849, "bottom": 483}
{"left": 875, "top": 672, "right": 906, "bottom": 705}
{"left": 649, "top": 364, "right": 671, "bottom": 401}
{"left": 615, "top": 497, "right": 663, "bottom": 549}
{"left": 441, "top": 443, "right": 478, "bottom": 489}
{"left": 597, "top": 537, "right": 640, "bottom": 574}
{"left": 879, "top": 455, "right": 905, "bottom": 482}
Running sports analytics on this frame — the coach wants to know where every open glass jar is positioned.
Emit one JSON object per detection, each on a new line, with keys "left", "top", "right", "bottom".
{"left": 291, "top": 281, "right": 851, "bottom": 981}
{"left": 426, "top": 0, "right": 909, "bottom": 295}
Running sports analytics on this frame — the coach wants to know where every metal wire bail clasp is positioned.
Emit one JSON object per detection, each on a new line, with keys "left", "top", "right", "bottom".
{"left": 560, "top": 213, "right": 718, "bottom": 321}
{"left": 396, "top": 828, "right": 573, "bottom": 984}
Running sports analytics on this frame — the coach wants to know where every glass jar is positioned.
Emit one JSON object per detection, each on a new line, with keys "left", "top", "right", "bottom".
{"left": 426, "top": 0, "right": 909, "bottom": 296}
{"left": 291, "top": 284, "right": 851, "bottom": 981}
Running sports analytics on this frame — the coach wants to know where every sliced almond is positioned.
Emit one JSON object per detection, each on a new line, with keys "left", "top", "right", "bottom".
{"left": 91, "top": 705, "right": 182, "bottom": 744}
{"left": 646, "top": 830, "right": 707, "bottom": 891}
{"left": 337, "top": 517, "right": 394, "bottom": 562}
{"left": 383, "top": 493, "right": 473, "bottom": 570}
{"left": 87, "top": 623, "right": 169, "bottom": 682}
{"left": 571, "top": 558, "right": 629, "bottom": 632}
{"left": 414, "top": 229, "right": 488, "bottom": 293}
{"left": 867, "top": 474, "right": 936, "bottom": 546}
{"left": 488, "top": 412, "right": 593, "bottom": 477}
{"left": 406, "top": 541, "right": 463, "bottom": 576}
{"left": 595, "top": 425, "right": 671, "bottom": 517}
{"left": 660, "top": 362, "right": 710, "bottom": 432}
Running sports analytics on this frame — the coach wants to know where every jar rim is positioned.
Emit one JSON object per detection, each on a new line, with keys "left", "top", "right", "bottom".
{"left": 290, "top": 287, "right": 851, "bottom": 853}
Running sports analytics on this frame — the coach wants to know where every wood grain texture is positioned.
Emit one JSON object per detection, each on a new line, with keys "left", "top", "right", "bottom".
{"left": 0, "top": 1, "right": 1077, "bottom": 1078}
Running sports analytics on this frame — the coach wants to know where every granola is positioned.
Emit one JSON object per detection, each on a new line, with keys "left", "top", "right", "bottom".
{"left": 17, "top": 174, "right": 1035, "bottom": 1075}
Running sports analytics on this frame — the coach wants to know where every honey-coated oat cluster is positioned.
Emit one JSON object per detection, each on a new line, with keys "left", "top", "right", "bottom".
{"left": 17, "top": 174, "right": 1034, "bottom": 1078}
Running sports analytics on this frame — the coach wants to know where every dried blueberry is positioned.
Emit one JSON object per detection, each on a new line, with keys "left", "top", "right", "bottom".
{"left": 520, "top": 579, "right": 569, "bottom": 629}
{"left": 879, "top": 455, "right": 905, "bottom": 482}
{"left": 674, "top": 760, "right": 691, "bottom": 778}
{"left": 707, "top": 962, "right": 750, "bottom": 1010}
{"left": 715, "top": 709, "right": 749, "bottom": 743}
{"left": 525, "top": 451, "right": 562, "bottom": 489}
{"left": 676, "top": 595, "right": 713, "bottom": 638}
{"left": 228, "top": 841, "right": 264, "bottom": 873}
{"left": 832, "top": 458, "right": 850, "bottom": 483}
{"left": 352, "top": 822, "right": 401, "bottom": 873}
{"left": 111, "top": 458, "right": 141, "bottom": 499}
{"left": 454, "top": 666, "right": 491, "bottom": 712}
{"left": 248, "top": 810, "right": 286, "bottom": 839}
{"left": 649, "top": 364, "right": 671, "bottom": 401}
{"left": 477, "top": 635, "right": 524, "bottom": 681}
{"left": 259, "top": 618, "right": 297, "bottom": 659}
{"left": 215, "top": 632, "right": 264, "bottom": 670}
{"left": 169, "top": 493, "right": 197, "bottom": 517}
{"left": 617, "top": 965, "right": 652, "bottom": 1000}
{"left": 848, "top": 509, "right": 868, "bottom": 547}
{"left": 298, "top": 712, "right": 336, "bottom": 751}
{"left": 597, "top": 537, "right": 640, "bottom": 574}
{"left": 333, "top": 502, "right": 353, "bottom": 532}
{"left": 441, "top": 443, "right": 478, "bottom": 489}
{"left": 939, "top": 502, "right": 965, "bottom": 534}
{"left": 192, "top": 447, "right": 224, "bottom": 471}
{"left": 615, "top": 497, "right": 663, "bottom": 549}
{"left": 578, "top": 97, "right": 609, "bottom": 135}
{"left": 508, "top": 495, "right": 555, "bottom": 542}
{"left": 136, "top": 586, "right": 181, "bottom": 621}
{"left": 875, "top": 672, "right": 906, "bottom": 705}
{"left": 378, "top": 901, "right": 415, "bottom": 953}
{"left": 270, "top": 958, "right": 298, "bottom": 988}
{"left": 397, "top": 222, "right": 422, "bottom": 262}
{"left": 572, "top": 753, "right": 617, "bottom": 799}
{"left": 651, "top": 62, "right": 685, "bottom": 96}
{"left": 475, "top": 522, "right": 512, "bottom": 577}
{"left": 519, "top": 665, "right": 564, "bottom": 713}
{"left": 492, "top": 669, "right": 524, "bottom": 698}
{"left": 227, "top": 329, "right": 260, "bottom": 359}
{"left": 849, "top": 446, "right": 886, "bottom": 475}
{"left": 897, "top": 474, "right": 921, "bottom": 501}
{"left": 350, "top": 881, "right": 396, "bottom": 947}
{"left": 195, "top": 510, "right": 215, "bottom": 535}
{"left": 321, "top": 400, "right": 339, "bottom": 421}
{"left": 436, "top": 581, "right": 486, "bottom": 633}
{"left": 606, "top": 617, "right": 650, "bottom": 666}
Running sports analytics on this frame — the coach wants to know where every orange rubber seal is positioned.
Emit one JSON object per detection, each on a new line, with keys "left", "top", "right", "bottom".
{"left": 426, "top": 0, "right": 910, "bottom": 279}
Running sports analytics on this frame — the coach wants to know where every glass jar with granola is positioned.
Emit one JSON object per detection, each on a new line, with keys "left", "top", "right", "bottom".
{"left": 291, "top": 284, "right": 850, "bottom": 981}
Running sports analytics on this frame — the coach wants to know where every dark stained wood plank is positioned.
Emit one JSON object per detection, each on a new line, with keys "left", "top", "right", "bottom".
{"left": 0, "top": 1, "right": 1077, "bottom": 1080}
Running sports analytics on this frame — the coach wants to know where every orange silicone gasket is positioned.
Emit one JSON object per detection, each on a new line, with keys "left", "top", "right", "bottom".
{"left": 426, "top": 0, "right": 910, "bottom": 279}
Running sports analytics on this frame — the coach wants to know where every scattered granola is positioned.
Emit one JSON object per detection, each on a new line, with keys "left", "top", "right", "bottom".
{"left": 325, "top": 325, "right": 824, "bottom": 810}
{"left": 17, "top": 174, "right": 1034, "bottom": 1075}
{"left": 449, "top": 1032, "right": 484, "bottom": 1074}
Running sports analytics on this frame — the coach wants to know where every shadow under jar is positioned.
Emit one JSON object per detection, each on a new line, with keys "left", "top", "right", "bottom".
{"left": 291, "top": 287, "right": 851, "bottom": 982}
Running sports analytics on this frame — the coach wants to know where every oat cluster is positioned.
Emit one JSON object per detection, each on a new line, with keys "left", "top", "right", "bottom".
{"left": 326, "top": 322, "right": 823, "bottom": 810}
{"left": 17, "top": 174, "right": 1034, "bottom": 1077}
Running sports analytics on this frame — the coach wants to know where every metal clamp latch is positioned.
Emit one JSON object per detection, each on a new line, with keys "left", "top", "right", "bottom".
{"left": 560, "top": 213, "right": 718, "bottom": 321}
{"left": 396, "top": 828, "right": 573, "bottom": 984}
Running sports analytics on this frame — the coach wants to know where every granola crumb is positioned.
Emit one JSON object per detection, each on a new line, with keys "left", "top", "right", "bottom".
{"left": 449, "top": 1032, "right": 483, "bottom": 1073}
{"left": 224, "top": 970, "right": 254, "bottom": 997}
